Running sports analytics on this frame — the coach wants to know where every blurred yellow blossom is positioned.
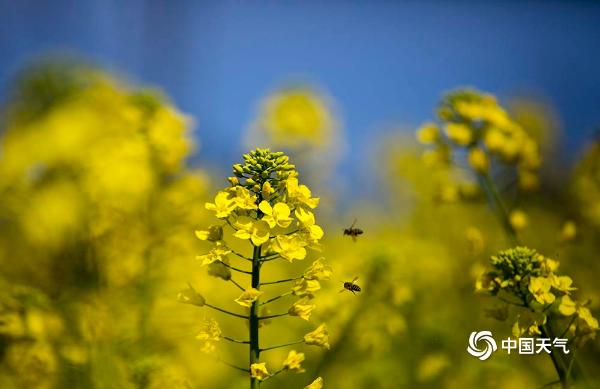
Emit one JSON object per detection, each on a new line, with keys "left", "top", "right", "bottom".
{"left": 304, "top": 324, "right": 330, "bottom": 349}
{"left": 305, "top": 377, "right": 323, "bottom": 389}
{"left": 235, "top": 288, "right": 263, "bottom": 308}
{"left": 288, "top": 298, "right": 316, "bottom": 321}
{"left": 282, "top": 350, "right": 305, "bottom": 373}
{"left": 250, "top": 363, "right": 270, "bottom": 381}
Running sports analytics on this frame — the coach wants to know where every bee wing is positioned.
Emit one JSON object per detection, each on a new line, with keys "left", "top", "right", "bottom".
{"left": 350, "top": 219, "right": 357, "bottom": 228}
{"left": 339, "top": 288, "right": 347, "bottom": 293}
{"left": 352, "top": 276, "right": 359, "bottom": 283}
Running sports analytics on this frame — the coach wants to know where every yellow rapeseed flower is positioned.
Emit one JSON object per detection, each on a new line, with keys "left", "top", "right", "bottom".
{"left": 303, "top": 258, "right": 332, "bottom": 281}
{"left": 250, "top": 363, "right": 270, "bottom": 381}
{"left": 286, "top": 177, "right": 320, "bottom": 208}
{"left": 195, "top": 242, "right": 231, "bottom": 266}
{"left": 292, "top": 278, "right": 321, "bottom": 297}
{"left": 235, "top": 288, "right": 263, "bottom": 307}
{"left": 259, "top": 201, "right": 293, "bottom": 228}
{"left": 233, "top": 216, "right": 271, "bottom": 246}
{"left": 304, "top": 324, "right": 330, "bottom": 349}
{"left": 468, "top": 147, "right": 489, "bottom": 174}
{"left": 305, "top": 377, "right": 323, "bottom": 389}
{"left": 509, "top": 209, "right": 528, "bottom": 231}
{"left": 445, "top": 123, "right": 472, "bottom": 146}
{"left": 416, "top": 122, "right": 439, "bottom": 144}
{"left": 283, "top": 350, "right": 306, "bottom": 373}
{"left": 528, "top": 277, "right": 555, "bottom": 305}
{"left": 271, "top": 235, "right": 307, "bottom": 262}
{"left": 205, "top": 191, "right": 235, "bottom": 218}
{"left": 288, "top": 297, "right": 316, "bottom": 321}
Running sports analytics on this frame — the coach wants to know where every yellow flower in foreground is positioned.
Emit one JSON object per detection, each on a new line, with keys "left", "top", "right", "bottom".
{"left": 259, "top": 201, "right": 293, "bottom": 228}
{"left": 205, "top": 191, "right": 235, "bottom": 218}
{"left": 445, "top": 123, "right": 472, "bottom": 145}
{"left": 250, "top": 363, "right": 270, "bottom": 381}
{"left": 558, "top": 295, "right": 577, "bottom": 316}
{"left": 305, "top": 377, "right": 323, "bottom": 389}
{"left": 271, "top": 235, "right": 307, "bottom": 262}
{"left": 233, "top": 216, "right": 271, "bottom": 246}
{"left": 509, "top": 209, "right": 528, "bottom": 231}
{"left": 528, "top": 277, "right": 555, "bottom": 305}
{"left": 286, "top": 177, "right": 319, "bottom": 208}
{"left": 230, "top": 186, "right": 258, "bottom": 210}
{"left": 416, "top": 122, "right": 439, "bottom": 144}
{"left": 283, "top": 350, "right": 306, "bottom": 373}
{"left": 288, "top": 298, "right": 316, "bottom": 321}
{"left": 468, "top": 147, "right": 489, "bottom": 174}
{"left": 304, "top": 324, "right": 330, "bottom": 349}
{"left": 292, "top": 278, "right": 321, "bottom": 297}
{"left": 303, "top": 258, "right": 332, "bottom": 281}
{"left": 578, "top": 307, "right": 599, "bottom": 330}
{"left": 196, "top": 242, "right": 231, "bottom": 266}
{"left": 235, "top": 288, "right": 263, "bottom": 307}
{"left": 551, "top": 275, "right": 576, "bottom": 294}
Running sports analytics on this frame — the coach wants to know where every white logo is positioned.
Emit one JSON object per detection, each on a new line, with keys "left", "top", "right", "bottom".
{"left": 467, "top": 331, "right": 497, "bottom": 361}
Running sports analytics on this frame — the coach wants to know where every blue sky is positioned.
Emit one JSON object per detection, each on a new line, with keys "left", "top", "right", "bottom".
{"left": 2, "top": 1, "right": 600, "bottom": 198}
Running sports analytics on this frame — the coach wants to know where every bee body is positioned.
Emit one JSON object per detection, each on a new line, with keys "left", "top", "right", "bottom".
{"left": 340, "top": 276, "right": 361, "bottom": 294}
{"left": 343, "top": 219, "right": 364, "bottom": 241}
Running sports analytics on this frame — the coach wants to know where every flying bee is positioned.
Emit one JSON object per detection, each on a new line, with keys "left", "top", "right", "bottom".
{"left": 343, "top": 219, "right": 363, "bottom": 241}
{"left": 339, "top": 276, "right": 361, "bottom": 294}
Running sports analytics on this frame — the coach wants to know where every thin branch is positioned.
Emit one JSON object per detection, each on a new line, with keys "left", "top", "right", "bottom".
{"left": 260, "top": 339, "right": 304, "bottom": 352}
{"left": 262, "top": 368, "right": 285, "bottom": 382}
{"left": 229, "top": 278, "right": 246, "bottom": 291}
{"left": 221, "top": 261, "right": 252, "bottom": 274}
{"left": 258, "top": 312, "right": 289, "bottom": 320}
{"left": 261, "top": 277, "right": 302, "bottom": 286}
{"left": 260, "top": 253, "right": 281, "bottom": 262}
{"left": 259, "top": 291, "right": 292, "bottom": 306}
{"left": 559, "top": 315, "right": 577, "bottom": 339}
{"left": 222, "top": 336, "right": 250, "bottom": 344}
{"left": 205, "top": 303, "right": 248, "bottom": 319}
{"left": 231, "top": 249, "right": 253, "bottom": 261}
{"left": 217, "top": 357, "right": 250, "bottom": 373}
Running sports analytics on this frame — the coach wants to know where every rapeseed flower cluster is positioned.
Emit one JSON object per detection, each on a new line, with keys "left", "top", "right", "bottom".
{"left": 187, "top": 148, "right": 331, "bottom": 388}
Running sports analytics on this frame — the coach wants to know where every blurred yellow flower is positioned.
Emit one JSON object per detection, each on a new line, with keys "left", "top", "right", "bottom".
{"left": 468, "top": 147, "right": 489, "bottom": 174}
{"left": 177, "top": 284, "right": 206, "bottom": 307}
{"left": 196, "top": 242, "right": 231, "bottom": 266}
{"left": 194, "top": 225, "right": 223, "bottom": 242}
{"left": 196, "top": 318, "right": 221, "bottom": 342}
{"left": 250, "top": 362, "right": 270, "bottom": 381}
{"left": 558, "top": 220, "right": 577, "bottom": 243}
{"left": 304, "top": 324, "right": 330, "bottom": 349}
{"left": 292, "top": 278, "right": 321, "bottom": 297}
{"left": 509, "top": 209, "right": 528, "bottom": 231}
{"left": 303, "top": 258, "right": 332, "bottom": 281}
{"left": 416, "top": 122, "right": 440, "bottom": 144}
{"left": 282, "top": 350, "right": 305, "bottom": 373}
{"left": 235, "top": 288, "right": 263, "bottom": 307}
{"left": 259, "top": 88, "right": 334, "bottom": 147}
{"left": 305, "top": 377, "right": 323, "bottom": 389}
{"left": 288, "top": 297, "right": 316, "bottom": 321}
{"left": 558, "top": 295, "right": 577, "bottom": 316}
{"left": 444, "top": 123, "right": 472, "bottom": 145}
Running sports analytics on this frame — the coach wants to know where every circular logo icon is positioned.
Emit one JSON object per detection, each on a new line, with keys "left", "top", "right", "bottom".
{"left": 467, "top": 331, "right": 497, "bottom": 361}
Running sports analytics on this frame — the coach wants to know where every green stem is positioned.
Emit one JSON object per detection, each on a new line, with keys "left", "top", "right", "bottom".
{"left": 261, "top": 277, "right": 301, "bottom": 286}
{"left": 479, "top": 173, "right": 518, "bottom": 245}
{"left": 258, "top": 312, "right": 288, "bottom": 320}
{"left": 259, "top": 291, "right": 292, "bottom": 306}
{"left": 204, "top": 303, "right": 247, "bottom": 320}
{"left": 223, "top": 336, "right": 250, "bottom": 344}
{"left": 260, "top": 339, "right": 304, "bottom": 352}
{"left": 250, "top": 244, "right": 261, "bottom": 389}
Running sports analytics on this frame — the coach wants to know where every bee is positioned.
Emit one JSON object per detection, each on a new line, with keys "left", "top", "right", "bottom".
{"left": 339, "top": 276, "right": 361, "bottom": 294}
{"left": 343, "top": 219, "right": 363, "bottom": 241}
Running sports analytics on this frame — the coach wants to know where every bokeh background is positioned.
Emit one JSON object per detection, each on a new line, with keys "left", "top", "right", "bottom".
{"left": 1, "top": 1, "right": 600, "bottom": 388}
